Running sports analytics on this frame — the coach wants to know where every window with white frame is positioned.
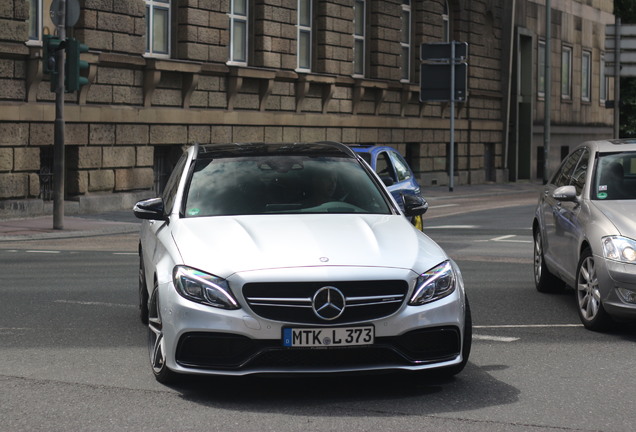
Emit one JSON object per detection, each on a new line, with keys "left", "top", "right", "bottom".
{"left": 145, "top": 0, "right": 171, "bottom": 57}
{"left": 581, "top": 50, "right": 591, "bottom": 102}
{"left": 538, "top": 40, "right": 546, "bottom": 98}
{"left": 353, "top": 0, "right": 365, "bottom": 76}
{"left": 229, "top": 0, "right": 248, "bottom": 65}
{"left": 600, "top": 52, "right": 608, "bottom": 104}
{"left": 28, "top": 0, "right": 42, "bottom": 42}
{"left": 297, "top": 0, "right": 312, "bottom": 71}
{"left": 401, "top": 0, "right": 411, "bottom": 82}
{"left": 442, "top": 0, "right": 450, "bottom": 42}
{"left": 561, "top": 45, "right": 572, "bottom": 100}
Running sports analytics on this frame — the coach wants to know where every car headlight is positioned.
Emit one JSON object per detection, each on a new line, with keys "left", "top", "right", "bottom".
{"left": 409, "top": 261, "right": 456, "bottom": 306}
{"left": 173, "top": 266, "right": 240, "bottom": 310}
{"left": 602, "top": 236, "right": 636, "bottom": 263}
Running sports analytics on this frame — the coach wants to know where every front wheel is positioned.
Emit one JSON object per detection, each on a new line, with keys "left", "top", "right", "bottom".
{"left": 148, "top": 284, "right": 179, "bottom": 384}
{"left": 576, "top": 248, "right": 613, "bottom": 332}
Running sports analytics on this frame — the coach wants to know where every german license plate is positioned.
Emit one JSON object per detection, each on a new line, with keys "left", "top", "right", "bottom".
{"left": 282, "top": 326, "right": 374, "bottom": 347}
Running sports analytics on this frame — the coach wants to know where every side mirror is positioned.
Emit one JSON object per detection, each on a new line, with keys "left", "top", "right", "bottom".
{"left": 403, "top": 194, "right": 429, "bottom": 216}
{"left": 552, "top": 185, "right": 578, "bottom": 203}
{"left": 133, "top": 197, "right": 166, "bottom": 220}
{"left": 380, "top": 176, "right": 395, "bottom": 187}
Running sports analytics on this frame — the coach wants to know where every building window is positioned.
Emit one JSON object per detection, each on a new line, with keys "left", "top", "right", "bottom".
{"left": 353, "top": 0, "right": 365, "bottom": 76}
{"left": 600, "top": 52, "right": 608, "bottom": 104}
{"left": 28, "top": 0, "right": 42, "bottom": 41}
{"left": 229, "top": 0, "right": 249, "bottom": 65}
{"left": 442, "top": 0, "right": 450, "bottom": 42}
{"left": 401, "top": 0, "right": 411, "bottom": 82}
{"left": 538, "top": 40, "right": 546, "bottom": 99}
{"left": 581, "top": 50, "right": 591, "bottom": 102}
{"left": 561, "top": 45, "right": 572, "bottom": 100}
{"left": 145, "top": 0, "right": 171, "bottom": 57}
{"left": 297, "top": 0, "right": 312, "bottom": 71}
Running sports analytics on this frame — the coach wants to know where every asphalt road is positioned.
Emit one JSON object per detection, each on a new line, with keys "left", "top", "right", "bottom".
{"left": 1, "top": 198, "right": 635, "bottom": 432}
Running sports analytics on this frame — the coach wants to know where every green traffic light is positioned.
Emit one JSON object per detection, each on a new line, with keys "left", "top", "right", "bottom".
{"left": 65, "top": 37, "right": 90, "bottom": 93}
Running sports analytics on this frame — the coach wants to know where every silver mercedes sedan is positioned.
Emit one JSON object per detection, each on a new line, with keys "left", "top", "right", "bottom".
{"left": 533, "top": 139, "right": 636, "bottom": 331}
{"left": 134, "top": 142, "right": 471, "bottom": 384}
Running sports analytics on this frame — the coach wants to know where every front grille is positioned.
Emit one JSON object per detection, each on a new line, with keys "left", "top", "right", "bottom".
{"left": 243, "top": 280, "right": 408, "bottom": 324}
{"left": 175, "top": 327, "right": 461, "bottom": 371}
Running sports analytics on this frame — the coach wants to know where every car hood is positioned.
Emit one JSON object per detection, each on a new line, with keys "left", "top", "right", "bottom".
{"left": 170, "top": 214, "right": 446, "bottom": 276}
{"left": 592, "top": 200, "right": 636, "bottom": 237}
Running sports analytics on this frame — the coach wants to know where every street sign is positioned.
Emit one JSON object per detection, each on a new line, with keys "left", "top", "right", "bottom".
{"left": 50, "top": 0, "right": 81, "bottom": 28}
{"left": 420, "top": 42, "right": 468, "bottom": 62}
{"left": 419, "top": 62, "right": 467, "bottom": 102}
{"left": 605, "top": 23, "right": 636, "bottom": 77}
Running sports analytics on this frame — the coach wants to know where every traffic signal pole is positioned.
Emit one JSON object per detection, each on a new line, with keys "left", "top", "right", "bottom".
{"left": 53, "top": 0, "right": 66, "bottom": 230}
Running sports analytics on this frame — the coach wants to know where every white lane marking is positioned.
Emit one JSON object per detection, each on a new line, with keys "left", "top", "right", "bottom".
{"left": 113, "top": 252, "right": 137, "bottom": 255}
{"left": 26, "top": 250, "right": 61, "bottom": 254}
{"left": 490, "top": 235, "right": 533, "bottom": 243}
{"left": 473, "top": 334, "right": 519, "bottom": 342}
{"left": 426, "top": 225, "right": 479, "bottom": 229}
{"left": 54, "top": 300, "right": 135, "bottom": 308}
{"left": 429, "top": 204, "right": 460, "bottom": 209}
{"left": 474, "top": 324, "right": 582, "bottom": 328}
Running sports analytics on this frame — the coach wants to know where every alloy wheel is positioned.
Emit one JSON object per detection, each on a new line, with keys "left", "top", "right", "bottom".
{"left": 148, "top": 288, "right": 166, "bottom": 374}
{"left": 577, "top": 256, "right": 601, "bottom": 321}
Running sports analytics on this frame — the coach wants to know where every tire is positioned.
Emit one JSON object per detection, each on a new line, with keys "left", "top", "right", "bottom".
{"left": 138, "top": 249, "right": 149, "bottom": 325}
{"left": 576, "top": 248, "right": 613, "bottom": 332}
{"left": 533, "top": 228, "right": 564, "bottom": 293}
{"left": 148, "top": 283, "right": 179, "bottom": 384}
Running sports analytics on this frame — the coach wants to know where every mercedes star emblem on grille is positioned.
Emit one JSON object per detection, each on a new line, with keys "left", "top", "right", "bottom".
{"left": 312, "top": 286, "right": 346, "bottom": 320}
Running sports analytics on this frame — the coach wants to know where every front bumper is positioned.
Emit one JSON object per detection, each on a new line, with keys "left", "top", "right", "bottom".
{"left": 599, "top": 258, "right": 636, "bottom": 320}
{"left": 157, "top": 266, "right": 467, "bottom": 376}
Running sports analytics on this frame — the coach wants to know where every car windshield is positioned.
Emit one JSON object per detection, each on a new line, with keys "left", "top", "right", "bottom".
{"left": 592, "top": 151, "right": 636, "bottom": 200}
{"left": 184, "top": 155, "right": 392, "bottom": 217}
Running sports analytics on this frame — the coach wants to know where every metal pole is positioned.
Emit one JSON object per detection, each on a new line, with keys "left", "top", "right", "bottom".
{"left": 614, "top": 17, "right": 621, "bottom": 139}
{"left": 449, "top": 41, "right": 455, "bottom": 192}
{"left": 543, "top": 0, "right": 551, "bottom": 184}
{"left": 53, "top": 0, "right": 66, "bottom": 229}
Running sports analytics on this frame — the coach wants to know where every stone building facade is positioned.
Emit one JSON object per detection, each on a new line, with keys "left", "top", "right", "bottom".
{"left": 0, "top": 0, "right": 615, "bottom": 216}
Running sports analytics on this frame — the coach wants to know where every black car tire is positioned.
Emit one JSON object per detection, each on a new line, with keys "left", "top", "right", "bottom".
{"left": 148, "top": 283, "right": 179, "bottom": 384}
{"left": 533, "top": 228, "right": 564, "bottom": 293}
{"left": 576, "top": 248, "right": 614, "bottom": 332}
{"left": 138, "top": 247, "right": 149, "bottom": 325}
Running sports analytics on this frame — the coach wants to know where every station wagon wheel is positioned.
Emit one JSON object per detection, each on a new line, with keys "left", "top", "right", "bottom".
{"left": 148, "top": 284, "right": 178, "bottom": 384}
{"left": 576, "top": 248, "right": 613, "bottom": 332}
{"left": 533, "top": 228, "right": 564, "bottom": 293}
{"left": 138, "top": 249, "right": 149, "bottom": 324}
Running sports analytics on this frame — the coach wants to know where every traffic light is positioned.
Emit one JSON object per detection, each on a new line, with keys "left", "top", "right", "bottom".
{"left": 65, "top": 37, "right": 89, "bottom": 93}
{"left": 43, "top": 35, "right": 63, "bottom": 92}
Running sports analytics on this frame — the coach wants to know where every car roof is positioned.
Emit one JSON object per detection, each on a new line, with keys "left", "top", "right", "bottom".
{"left": 350, "top": 145, "right": 399, "bottom": 155}
{"left": 194, "top": 141, "right": 357, "bottom": 160}
{"left": 580, "top": 139, "right": 636, "bottom": 152}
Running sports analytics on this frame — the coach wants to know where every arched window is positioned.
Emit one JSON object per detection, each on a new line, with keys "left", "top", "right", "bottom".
{"left": 442, "top": 0, "right": 450, "bottom": 42}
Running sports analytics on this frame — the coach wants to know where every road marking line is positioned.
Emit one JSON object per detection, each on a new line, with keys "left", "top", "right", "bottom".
{"left": 54, "top": 300, "right": 135, "bottom": 308}
{"left": 113, "top": 252, "right": 137, "bottom": 255}
{"left": 474, "top": 334, "right": 519, "bottom": 342}
{"left": 26, "top": 250, "right": 61, "bottom": 254}
{"left": 426, "top": 225, "right": 479, "bottom": 229}
{"left": 489, "top": 235, "right": 533, "bottom": 243}
{"left": 474, "top": 324, "right": 582, "bottom": 328}
{"left": 428, "top": 204, "right": 460, "bottom": 209}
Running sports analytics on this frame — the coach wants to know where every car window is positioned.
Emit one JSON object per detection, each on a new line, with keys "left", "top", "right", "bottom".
{"left": 162, "top": 153, "right": 188, "bottom": 214}
{"left": 184, "top": 155, "right": 392, "bottom": 217}
{"left": 570, "top": 148, "right": 589, "bottom": 196}
{"left": 551, "top": 148, "right": 584, "bottom": 188}
{"left": 376, "top": 152, "right": 396, "bottom": 182}
{"left": 389, "top": 151, "right": 412, "bottom": 182}
{"left": 592, "top": 151, "right": 636, "bottom": 200}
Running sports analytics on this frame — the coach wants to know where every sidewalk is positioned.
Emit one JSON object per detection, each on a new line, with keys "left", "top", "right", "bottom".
{"left": 0, "top": 182, "right": 542, "bottom": 241}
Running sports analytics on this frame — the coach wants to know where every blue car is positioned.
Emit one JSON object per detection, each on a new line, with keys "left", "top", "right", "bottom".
{"left": 352, "top": 145, "right": 427, "bottom": 229}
